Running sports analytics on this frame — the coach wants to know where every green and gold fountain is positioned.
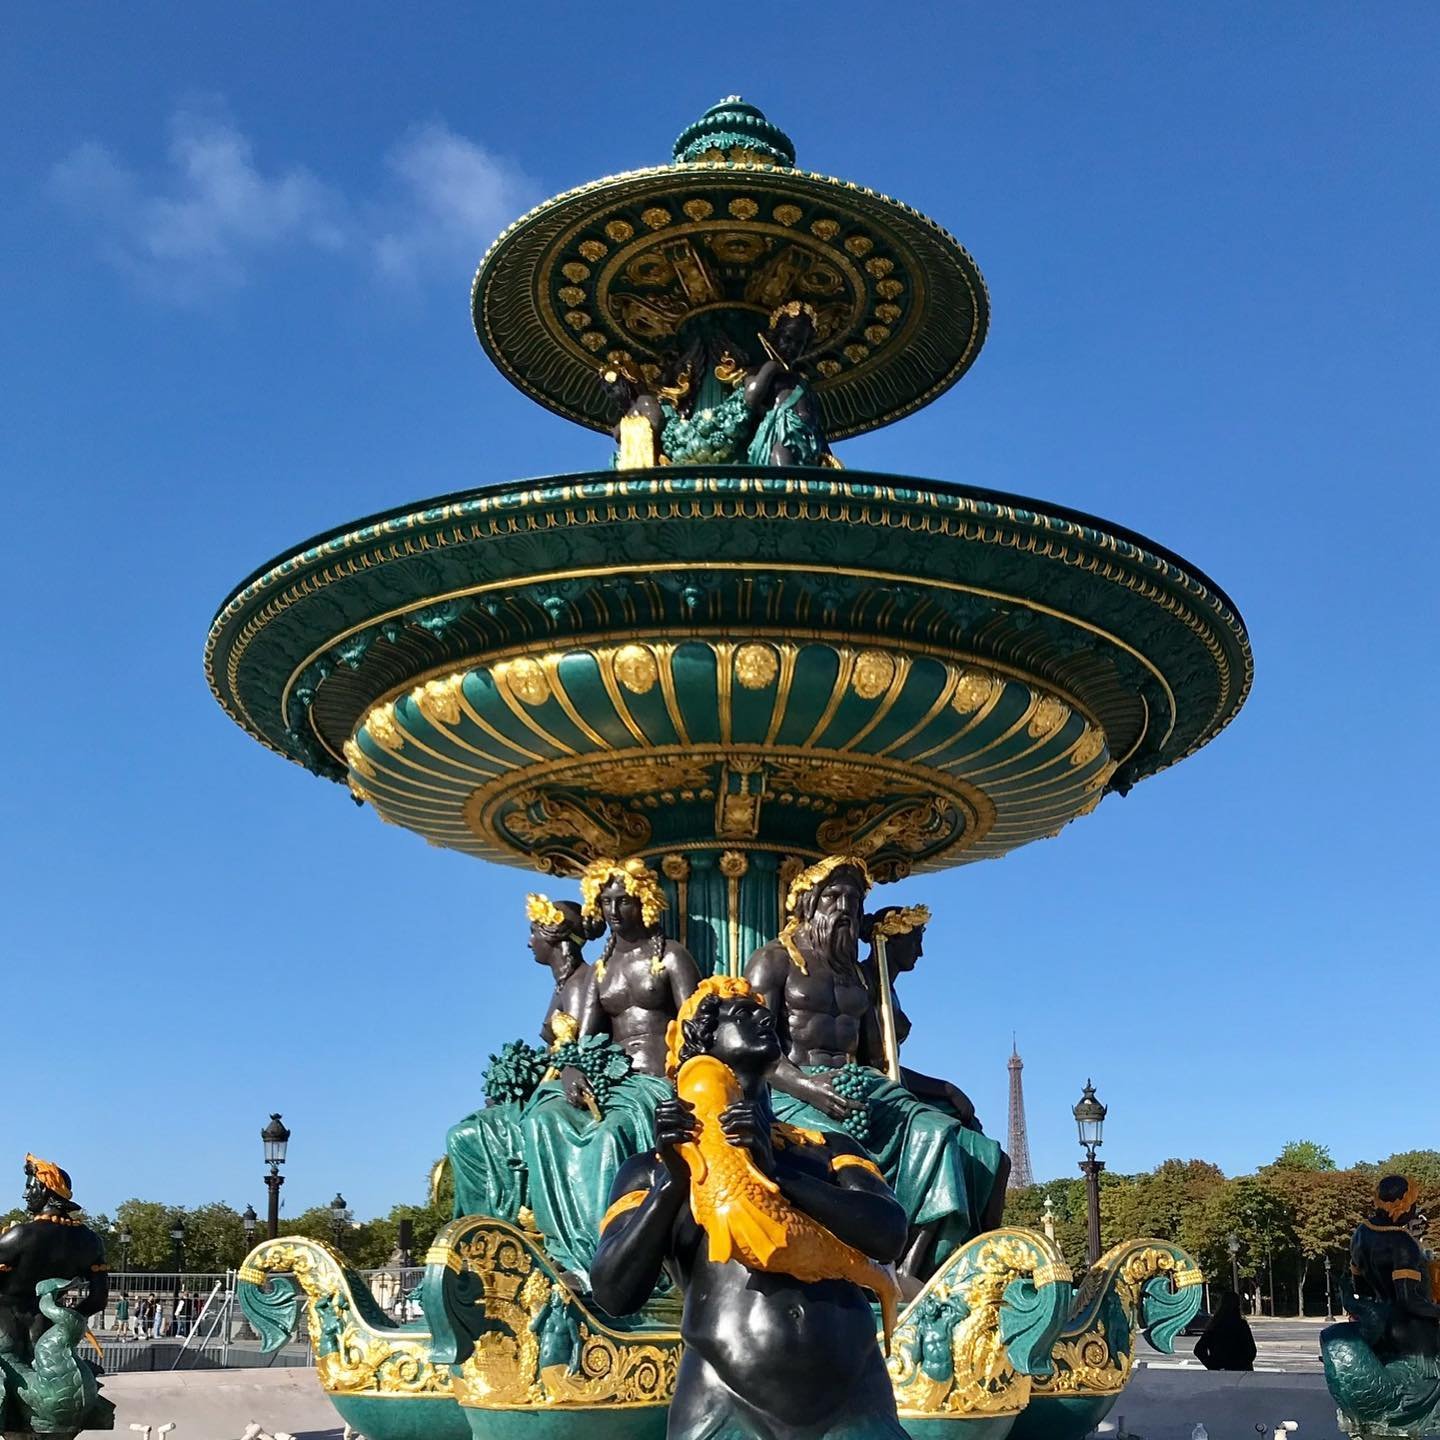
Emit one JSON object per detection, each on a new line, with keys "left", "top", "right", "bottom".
{"left": 211, "top": 100, "right": 1250, "bottom": 1440}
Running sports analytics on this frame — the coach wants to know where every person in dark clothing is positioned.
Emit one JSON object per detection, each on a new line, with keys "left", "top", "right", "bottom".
{"left": 1194, "top": 1289, "right": 1257, "bottom": 1371}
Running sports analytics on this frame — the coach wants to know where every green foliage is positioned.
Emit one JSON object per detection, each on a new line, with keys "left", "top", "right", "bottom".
{"left": 1272, "top": 1140, "right": 1337, "bottom": 1172}
{"left": 483, "top": 1040, "right": 547, "bottom": 1105}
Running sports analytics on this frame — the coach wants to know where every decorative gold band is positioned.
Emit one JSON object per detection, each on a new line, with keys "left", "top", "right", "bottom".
{"left": 599, "top": 1188, "right": 650, "bottom": 1235}
{"left": 1174, "top": 1267, "right": 1204, "bottom": 1287}
{"left": 831, "top": 1152, "right": 885, "bottom": 1182}
{"left": 425, "top": 1245, "right": 462, "bottom": 1273}
{"left": 1033, "top": 1262, "right": 1073, "bottom": 1287}
{"left": 1393, "top": 1268, "right": 1424, "bottom": 1283}
{"left": 237, "top": 1264, "right": 266, "bottom": 1285}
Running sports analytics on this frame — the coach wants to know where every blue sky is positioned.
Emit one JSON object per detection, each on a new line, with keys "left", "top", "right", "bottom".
{"left": 3, "top": 4, "right": 1437, "bottom": 1222}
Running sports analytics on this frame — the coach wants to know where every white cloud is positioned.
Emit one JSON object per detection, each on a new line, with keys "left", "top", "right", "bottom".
{"left": 372, "top": 122, "right": 534, "bottom": 284}
{"left": 49, "top": 107, "right": 532, "bottom": 302}
{"left": 50, "top": 107, "right": 346, "bottom": 300}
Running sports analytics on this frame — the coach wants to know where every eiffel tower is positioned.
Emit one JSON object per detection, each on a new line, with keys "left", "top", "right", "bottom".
{"left": 1007, "top": 1035, "right": 1035, "bottom": 1189}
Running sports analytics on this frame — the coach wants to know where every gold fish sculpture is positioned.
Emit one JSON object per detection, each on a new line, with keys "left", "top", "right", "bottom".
{"left": 674, "top": 1052, "right": 900, "bottom": 1345}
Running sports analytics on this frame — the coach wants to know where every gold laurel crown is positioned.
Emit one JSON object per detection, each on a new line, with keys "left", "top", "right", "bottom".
{"left": 579, "top": 856, "right": 667, "bottom": 928}
{"left": 784, "top": 854, "right": 872, "bottom": 914}
{"left": 525, "top": 893, "right": 569, "bottom": 929}
{"left": 870, "top": 904, "right": 931, "bottom": 940}
{"left": 769, "top": 298, "right": 819, "bottom": 329}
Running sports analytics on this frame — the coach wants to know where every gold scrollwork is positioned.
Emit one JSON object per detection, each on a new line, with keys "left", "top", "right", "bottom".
{"left": 443, "top": 1220, "right": 678, "bottom": 1412}
{"left": 239, "top": 1238, "right": 449, "bottom": 1398}
{"left": 413, "top": 673, "right": 465, "bottom": 726}
{"left": 1028, "top": 695, "right": 1071, "bottom": 739}
{"left": 889, "top": 1231, "right": 1063, "bottom": 1418}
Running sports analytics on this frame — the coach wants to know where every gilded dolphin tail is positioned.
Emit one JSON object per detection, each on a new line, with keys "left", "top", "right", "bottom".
{"left": 675, "top": 1055, "right": 901, "bottom": 1346}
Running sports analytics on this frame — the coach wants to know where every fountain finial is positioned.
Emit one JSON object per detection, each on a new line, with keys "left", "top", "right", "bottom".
{"left": 672, "top": 97, "right": 795, "bottom": 167}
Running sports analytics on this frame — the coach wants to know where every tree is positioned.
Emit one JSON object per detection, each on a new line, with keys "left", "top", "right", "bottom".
{"left": 1272, "top": 1140, "right": 1336, "bottom": 1172}
{"left": 1101, "top": 1159, "right": 1225, "bottom": 1251}
{"left": 1273, "top": 1169, "right": 1372, "bottom": 1314}
{"left": 1182, "top": 1175, "right": 1295, "bottom": 1310}
{"left": 113, "top": 1200, "right": 183, "bottom": 1271}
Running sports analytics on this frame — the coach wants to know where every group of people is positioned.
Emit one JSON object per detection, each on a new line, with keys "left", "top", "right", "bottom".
{"left": 109, "top": 1290, "right": 204, "bottom": 1340}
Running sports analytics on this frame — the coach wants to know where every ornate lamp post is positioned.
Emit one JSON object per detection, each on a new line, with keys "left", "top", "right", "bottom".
{"left": 1324, "top": 1251, "right": 1335, "bottom": 1321}
{"left": 170, "top": 1217, "right": 186, "bottom": 1275}
{"left": 1073, "top": 1080, "right": 1107, "bottom": 1266}
{"left": 261, "top": 1113, "right": 290, "bottom": 1240}
{"left": 118, "top": 1225, "right": 132, "bottom": 1279}
{"left": 241, "top": 1204, "right": 257, "bottom": 1248}
{"left": 329, "top": 1192, "right": 352, "bottom": 1248}
{"left": 1227, "top": 1232, "right": 1241, "bottom": 1296}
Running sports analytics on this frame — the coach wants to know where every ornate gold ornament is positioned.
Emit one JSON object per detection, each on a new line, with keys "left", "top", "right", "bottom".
{"left": 852, "top": 650, "right": 897, "bottom": 700}
{"left": 500, "top": 790, "right": 650, "bottom": 860}
{"left": 238, "top": 1238, "right": 449, "bottom": 1397}
{"left": 768, "top": 297, "right": 820, "bottom": 330}
{"left": 363, "top": 703, "right": 404, "bottom": 751}
{"left": 525, "top": 893, "right": 568, "bottom": 929}
{"left": 660, "top": 853, "right": 690, "bottom": 881}
{"left": 682, "top": 198, "right": 713, "bottom": 221}
{"left": 613, "top": 643, "right": 660, "bottom": 694}
{"left": 870, "top": 904, "right": 931, "bottom": 940}
{"left": 346, "top": 775, "right": 371, "bottom": 804}
{"left": 342, "top": 737, "right": 375, "bottom": 779}
{"left": 614, "top": 414, "right": 656, "bottom": 470}
{"left": 439, "top": 1221, "right": 678, "bottom": 1411}
{"left": 496, "top": 657, "right": 551, "bottom": 706}
{"left": 733, "top": 642, "right": 779, "bottom": 689}
{"left": 888, "top": 1231, "right": 1069, "bottom": 1418}
{"left": 1070, "top": 725, "right": 1107, "bottom": 768}
{"left": 579, "top": 856, "right": 667, "bottom": 927}
{"left": 727, "top": 197, "right": 759, "bottom": 219}
{"left": 413, "top": 673, "right": 465, "bottom": 727}
{"left": 1028, "top": 695, "right": 1071, "bottom": 739}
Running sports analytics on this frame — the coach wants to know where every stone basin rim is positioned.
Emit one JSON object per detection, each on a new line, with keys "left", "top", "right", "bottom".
{"left": 209, "top": 465, "right": 1248, "bottom": 631}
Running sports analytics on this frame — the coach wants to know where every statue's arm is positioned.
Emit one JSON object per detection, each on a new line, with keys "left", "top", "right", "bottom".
{"left": 776, "top": 1140, "right": 906, "bottom": 1263}
{"left": 574, "top": 967, "right": 605, "bottom": 1037}
{"left": 665, "top": 941, "right": 702, "bottom": 1011}
{"left": 743, "top": 360, "right": 786, "bottom": 414}
{"left": 1392, "top": 1242, "right": 1440, "bottom": 1320}
{"left": 744, "top": 946, "right": 809, "bottom": 1101}
{"left": 898, "top": 1065, "right": 979, "bottom": 1129}
{"left": 589, "top": 1153, "right": 685, "bottom": 1317}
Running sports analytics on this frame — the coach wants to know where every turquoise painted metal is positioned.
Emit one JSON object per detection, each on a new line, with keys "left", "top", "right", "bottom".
{"left": 210, "top": 98, "right": 1244, "bottom": 1438}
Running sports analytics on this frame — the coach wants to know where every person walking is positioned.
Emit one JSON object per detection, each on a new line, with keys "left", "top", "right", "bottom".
{"left": 113, "top": 1291, "right": 129, "bottom": 1337}
{"left": 150, "top": 1293, "right": 164, "bottom": 1339}
{"left": 174, "top": 1291, "right": 189, "bottom": 1338}
{"left": 1194, "top": 1289, "right": 1257, "bottom": 1371}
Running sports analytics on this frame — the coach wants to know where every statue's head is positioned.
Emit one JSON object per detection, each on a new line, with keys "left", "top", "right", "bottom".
{"left": 1375, "top": 1174, "right": 1421, "bottom": 1226}
{"left": 767, "top": 299, "right": 818, "bottom": 362}
{"left": 24, "top": 1154, "right": 75, "bottom": 1215}
{"left": 598, "top": 361, "right": 641, "bottom": 414}
{"left": 525, "top": 893, "right": 599, "bottom": 972}
{"left": 785, "top": 855, "right": 871, "bottom": 969}
{"left": 580, "top": 857, "right": 666, "bottom": 942}
{"left": 667, "top": 976, "right": 780, "bottom": 1078}
{"left": 863, "top": 904, "right": 931, "bottom": 973}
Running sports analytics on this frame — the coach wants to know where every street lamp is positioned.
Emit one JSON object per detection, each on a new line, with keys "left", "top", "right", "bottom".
{"left": 118, "top": 1225, "right": 132, "bottom": 1279}
{"left": 170, "top": 1217, "right": 186, "bottom": 1275}
{"left": 1324, "top": 1251, "right": 1335, "bottom": 1321}
{"left": 261, "top": 1113, "right": 290, "bottom": 1240}
{"left": 242, "top": 1204, "right": 257, "bottom": 1247}
{"left": 1073, "top": 1080, "right": 1107, "bottom": 1266}
{"left": 329, "top": 1192, "right": 352, "bottom": 1247}
{"left": 1227, "top": 1232, "right": 1241, "bottom": 1297}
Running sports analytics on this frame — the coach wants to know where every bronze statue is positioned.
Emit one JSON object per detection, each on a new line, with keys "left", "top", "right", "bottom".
{"left": 743, "top": 301, "right": 834, "bottom": 467}
{"left": 0, "top": 1155, "right": 111, "bottom": 1436}
{"left": 1322, "top": 1174, "right": 1440, "bottom": 1435}
{"left": 590, "top": 976, "right": 908, "bottom": 1440}
{"left": 580, "top": 856, "right": 701, "bottom": 1078}
{"left": 599, "top": 363, "right": 664, "bottom": 470}
{"left": 745, "top": 857, "right": 1008, "bottom": 1287}
{"left": 860, "top": 904, "right": 985, "bottom": 1132}
{"left": 447, "top": 868, "right": 700, "bottom": 1287}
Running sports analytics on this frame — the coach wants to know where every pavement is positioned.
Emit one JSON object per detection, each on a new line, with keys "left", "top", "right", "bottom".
{"left": 103, "top": 1366, "right": 1344, "bottom": 1440}
{"left": 1144, "top": 1316, "right": 1330, "bottom": 1374}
